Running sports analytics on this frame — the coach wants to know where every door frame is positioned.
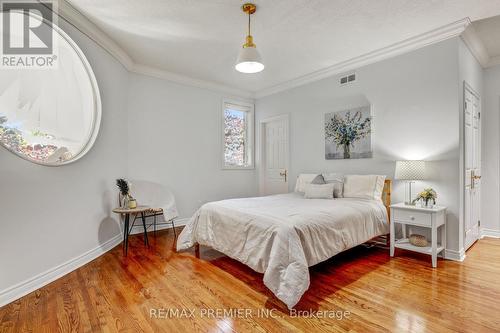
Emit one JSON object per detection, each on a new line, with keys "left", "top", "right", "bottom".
{"left": 461, "top": 81, "right": 481, "bottom": 252}
{"left": 258, "top": 114, "right": 290, "bottom": 196}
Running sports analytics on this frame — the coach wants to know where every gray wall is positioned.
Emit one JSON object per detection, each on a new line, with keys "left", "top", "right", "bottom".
{"left": 482, "top": 65, "right": 500, "bottom": 233}
{"left": 458, "top": 38, "right": 484, "bottom": 251}
{"left": 0, "top": 16, "right": 260, "bottom": 305}
{"left": 0, "top": 19, "right": 128, "bottom": 292}
{"left": 256, "top": 38, "right": 462, "bottom": 251}
{"left": 2, "top": 21, "right": 496, "bottom": 306}
{"left": 126, "top": 73, "right": 258, "bottom": 218}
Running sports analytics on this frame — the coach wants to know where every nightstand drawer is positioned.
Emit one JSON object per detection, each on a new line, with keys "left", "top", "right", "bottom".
{"left": 393, "top": 209, "right": 431, "bottom": 226}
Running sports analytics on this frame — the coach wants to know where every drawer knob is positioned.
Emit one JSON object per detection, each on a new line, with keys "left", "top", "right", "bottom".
{"left": 410, "top": 216, "right": 415, "bottom": 220}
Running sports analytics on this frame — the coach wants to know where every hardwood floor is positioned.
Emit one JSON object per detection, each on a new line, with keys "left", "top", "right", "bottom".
{"left": 1, "top": 230, "right": 500, "bottom": 333}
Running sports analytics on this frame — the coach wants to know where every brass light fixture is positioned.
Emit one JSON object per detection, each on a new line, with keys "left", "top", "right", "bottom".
{"left": 235, "top": 3, "right": 264, "bottom": 74}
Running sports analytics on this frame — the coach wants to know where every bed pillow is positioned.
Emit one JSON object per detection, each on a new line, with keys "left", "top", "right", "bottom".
{"left": 311, "top": 174, "right": 326, "bottom": 184}
{"left": 295, "top": 174, "right": 323, "bottom": 192}
{"left": 343, "top": 175, "right": 386, "bottom": 200}
{"left": 322, "top": 173, "right": 344, "bottom": 198}
{"left": 304, "top": 183, "right": 335, "bottom": 199}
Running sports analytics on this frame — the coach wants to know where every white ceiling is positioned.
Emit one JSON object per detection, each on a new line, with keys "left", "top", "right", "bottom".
{"left": 473, "top": 15, "right": 500, "bottom": 59}
{"left": 66, "top": 0, "right": 500, "bottom": 94}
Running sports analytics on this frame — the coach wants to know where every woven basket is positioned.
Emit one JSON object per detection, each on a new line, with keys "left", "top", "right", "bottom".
{"left": 409, "top": 234, "right": 428, "bottom": 247}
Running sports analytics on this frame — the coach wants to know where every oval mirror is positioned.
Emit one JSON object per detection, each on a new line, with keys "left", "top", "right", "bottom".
{"left": 0, "top": 10, "right": 101, "bottom": 166}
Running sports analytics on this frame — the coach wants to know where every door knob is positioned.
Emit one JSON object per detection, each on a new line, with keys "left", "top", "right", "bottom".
{"left": 470, "top": 171, "right": 478, "bottom": 188}
{"left": 471, "top": 174, "right": 481, "bottom": 189}
{"left": 279, "top": 170, "right": 287, "bottom": 182}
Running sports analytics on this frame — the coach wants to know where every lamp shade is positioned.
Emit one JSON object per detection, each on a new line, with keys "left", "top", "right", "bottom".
{"left": 235, "top": 46, "right": 264, "bottom": 73}
{"left": 395, "top": 160, "right": 425, "bottom": 180}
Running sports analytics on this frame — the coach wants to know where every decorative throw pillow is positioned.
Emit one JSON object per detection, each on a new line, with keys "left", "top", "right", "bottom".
{"left": 295, "top": 174, "right": 322, "bottom": 192}
{"left": 311, "top": 174, "right": 326, "bottom": 184}
{"left": 304, "top": 183, "right": 335, "bottom": 199}
{"left": 343, "top": 175, "right": 386, "bottom": 200}
{"left": 322, "top": 173, "right": 344, "bottom": 198}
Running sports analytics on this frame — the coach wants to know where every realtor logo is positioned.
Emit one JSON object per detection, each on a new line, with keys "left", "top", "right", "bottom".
{"left": 1, "top": 0, "right": 58, "bottom": 68}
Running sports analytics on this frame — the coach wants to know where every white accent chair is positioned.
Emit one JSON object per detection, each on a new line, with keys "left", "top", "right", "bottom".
{"left": 127, "top": 180, "right": 179, "bottom": 237}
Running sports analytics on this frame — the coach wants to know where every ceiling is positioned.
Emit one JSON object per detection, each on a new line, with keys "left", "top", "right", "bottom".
{"left": 472, "top": 15, "right": 500, "bottom": 60}
{"left": 66, "top": 0, "right": 500, "bottom": 95}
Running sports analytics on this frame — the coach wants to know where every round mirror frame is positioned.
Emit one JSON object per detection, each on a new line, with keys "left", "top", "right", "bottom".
{"left": 0, "top": 13, "right": 102, "bottom": 166}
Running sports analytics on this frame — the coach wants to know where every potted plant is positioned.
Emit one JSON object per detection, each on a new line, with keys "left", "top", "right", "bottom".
{"left": 412, "top": 188, "right": 437, "bottom": 208}
{"left": 116, "top": 178, "right": 136, "bottom": 209}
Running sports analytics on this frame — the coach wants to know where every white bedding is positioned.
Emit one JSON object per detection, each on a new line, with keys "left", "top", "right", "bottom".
{"left": 176, "top": 192, "right": 388, "bottom": 309}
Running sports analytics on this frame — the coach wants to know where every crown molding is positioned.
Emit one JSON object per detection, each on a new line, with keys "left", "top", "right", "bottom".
{"left": 56, "top": 3, "right": 474, "bottom": 100}
{"left": 57, "top": 0, "right": 134, "bottom": 69}
{"left": 459, "top": 20, "right": 500, "bottom": 69}
{"left": 57, "top": 1, "right": 253, "bottom": 99}
{"left": 461, "top": 24, "right": 491, "bottom": 67}
{"left": 130, "top": 63, "right": 253, "bottom": 98}
{"left": 255, "top": 18, "right": 472, "bottom": 98}
{"left": 487, "top": 55, "right": 500, "bottom": 68}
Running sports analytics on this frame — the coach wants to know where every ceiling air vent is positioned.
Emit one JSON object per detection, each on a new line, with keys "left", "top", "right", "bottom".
{"left": 339, "top": 72, "right": 356, "bottom": 86}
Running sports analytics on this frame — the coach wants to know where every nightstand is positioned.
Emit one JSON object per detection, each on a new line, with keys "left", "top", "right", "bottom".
{"left": 390, "top": 203, "right": 447, "bottom": 267}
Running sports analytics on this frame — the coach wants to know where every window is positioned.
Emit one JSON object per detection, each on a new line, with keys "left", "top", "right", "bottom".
{"left": 222, "top": 99, "right": 254, "bottom": 169}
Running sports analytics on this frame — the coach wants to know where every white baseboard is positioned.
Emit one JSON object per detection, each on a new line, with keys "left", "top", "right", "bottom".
{"left": 480, "top": 228, "right": 500, "bottom": 239}
{"left": 0, "top": 218, "right": 189, "bottom": 308}
{"left": 0, "top": 233, "right": 122, "bottom": 308}
{"left": 443, "top": 230, "right": 500, "bottom": 262}
{"left": 443, "top": 248, "right": 466, "bottom": 262}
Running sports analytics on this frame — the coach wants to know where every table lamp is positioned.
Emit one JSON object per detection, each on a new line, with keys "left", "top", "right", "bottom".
{"left": 395, "top": 160, "right": 425, "bottom": 205}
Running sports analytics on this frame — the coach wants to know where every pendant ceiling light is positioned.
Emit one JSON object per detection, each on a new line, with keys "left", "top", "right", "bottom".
{"left": 235, "top": 3, "right": 264, "bottom": 74}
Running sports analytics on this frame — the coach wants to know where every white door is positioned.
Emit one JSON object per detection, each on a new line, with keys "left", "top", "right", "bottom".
{"left": 464, "top": 85, "right": 481, "bottom": 250}
{"left": 260, "top": 115, "right": 289, "bottom": 195}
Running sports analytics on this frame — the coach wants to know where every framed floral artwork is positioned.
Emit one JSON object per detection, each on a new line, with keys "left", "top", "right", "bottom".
{"left": 324, "top": 106, "right": 372, "bottom": 159}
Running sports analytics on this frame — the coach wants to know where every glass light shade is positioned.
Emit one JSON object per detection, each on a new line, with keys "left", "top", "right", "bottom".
{"left": 395, "top": 160, "right": 426, "bottom": 180}
{"left": 235, "top": 46, "right": 264, "bottom": 73}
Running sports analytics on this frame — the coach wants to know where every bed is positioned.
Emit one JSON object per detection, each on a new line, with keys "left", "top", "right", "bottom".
{"left": 176, "top": 179, "right": 391, "bottom": 309}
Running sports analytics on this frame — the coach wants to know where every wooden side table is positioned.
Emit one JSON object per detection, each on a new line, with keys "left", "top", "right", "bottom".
{"left": 390, "top": 203, "right": 447, "bottom": 267}
{"left": 113, "top": 206, "right": 151, "bottom": 256}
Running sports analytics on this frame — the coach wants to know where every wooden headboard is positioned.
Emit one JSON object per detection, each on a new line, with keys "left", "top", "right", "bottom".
{"left": 382, "top": 179, "right": 392, "bottom": 222}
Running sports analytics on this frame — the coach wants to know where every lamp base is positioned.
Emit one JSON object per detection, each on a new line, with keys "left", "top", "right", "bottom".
{"left": 404, "top": 181, "right": 415, "bottom": 206}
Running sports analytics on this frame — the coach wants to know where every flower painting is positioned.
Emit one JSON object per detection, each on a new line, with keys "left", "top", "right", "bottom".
{"left": 324, "top": 106, "right": 372, "bottom": 159}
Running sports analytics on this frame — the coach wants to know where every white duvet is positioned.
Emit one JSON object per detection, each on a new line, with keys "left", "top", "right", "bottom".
{"left": 176, "top": 192, "right": 388, "bottom": 309}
